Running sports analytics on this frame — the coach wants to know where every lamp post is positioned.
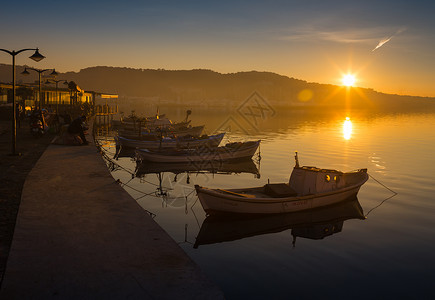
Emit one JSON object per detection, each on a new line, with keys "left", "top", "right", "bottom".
{"left": 45, "top": 78, "right": 68, "bottom": 114}
{"left": 21, "top": 67, "right": 57, "bottom": 110}
{"left": 0, "top": 48, "right": 45, "bottom": 155}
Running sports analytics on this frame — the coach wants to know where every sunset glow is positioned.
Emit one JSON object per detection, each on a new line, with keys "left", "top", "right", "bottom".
{"left": 342, "top": 74, "right": 356, "bottom": 87}
{"left": 0, "top": 1, "right": 433, "bottom": 96}
{"left": 343, "top": 117, "right": 353, "bottom": 140}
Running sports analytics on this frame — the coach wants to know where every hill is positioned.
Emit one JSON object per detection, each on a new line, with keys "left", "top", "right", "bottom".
{"left": 1, "top": 64, "right": 435, "bottom": 111}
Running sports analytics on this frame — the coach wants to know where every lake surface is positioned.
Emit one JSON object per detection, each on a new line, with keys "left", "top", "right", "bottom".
{"left": 96, "top": 108, "right": 435, "bottom": 299}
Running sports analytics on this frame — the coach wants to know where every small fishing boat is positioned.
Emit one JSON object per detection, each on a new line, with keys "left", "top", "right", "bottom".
{"left": 195, "top": 152, "right": 368, "bottom": 214}
{"left": 120, "top": 118, "right": 191, "bottom": 131}
{"left": 111, "top": 114, "right": 166, "bottom": 127}
{"left": 135, "top": 140, "right": 260, "bottom": 163}
{"left": 118, "top": 125, "right": 205, "bottom": 139}
{"left": 194, "top": 195, "right": 365, "bottom": 248}
{"left": 118, "top": 110, "right": 193, "bottom": 131}
{"left": 115, "top": 133, "right": 225, "bottom": 150}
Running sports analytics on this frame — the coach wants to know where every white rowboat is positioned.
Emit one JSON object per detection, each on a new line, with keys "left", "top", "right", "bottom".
{"left": 195, "top": 152, "right": 368, "bottom": 214}
{"left": 115, "top": 133, "right": 225, "bottom": 150}
{"left": 135, "top": 140, "right": 260, "bottom": 163}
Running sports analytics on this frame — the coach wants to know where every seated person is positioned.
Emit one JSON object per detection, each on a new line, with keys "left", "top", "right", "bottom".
{"left": 67, "top": 115, "right": 88, "bottom": 144}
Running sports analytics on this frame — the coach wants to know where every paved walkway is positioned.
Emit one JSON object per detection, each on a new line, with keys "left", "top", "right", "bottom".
{"left": 0, "top": 125, "right": 223, "bottom": 299}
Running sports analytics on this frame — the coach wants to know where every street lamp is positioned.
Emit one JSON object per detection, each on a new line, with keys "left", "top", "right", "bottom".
{"left": 0, "top": 48, "right": 45, "bottom": 155}
{"left": 21, "top": 67, "right": 57, "bottom": 110}
{"left": 45, "top": 78, "right": 68, "bottom": 114}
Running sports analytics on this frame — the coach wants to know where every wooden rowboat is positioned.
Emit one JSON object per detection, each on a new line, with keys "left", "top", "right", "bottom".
{"left": 135, "top": 140, "right": 260, "bottom": 163}
{"left": 195, "top": 152, "right": 368, "bottom": 214}
{"left": 115, "top": 133, "right": 225, "bottom": 150}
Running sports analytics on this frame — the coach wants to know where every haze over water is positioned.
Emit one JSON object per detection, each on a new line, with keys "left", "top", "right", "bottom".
{"left": 97, "top": 107, "right": 435, "bottom": 299}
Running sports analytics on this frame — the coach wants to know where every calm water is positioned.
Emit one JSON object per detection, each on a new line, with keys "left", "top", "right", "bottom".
{"left": 96, "top": 109, "right": 435, "bottom": 299}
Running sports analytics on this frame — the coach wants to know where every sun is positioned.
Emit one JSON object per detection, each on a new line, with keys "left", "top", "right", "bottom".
{"left": 342, "top": 74, "right": 356, "bottom": 87}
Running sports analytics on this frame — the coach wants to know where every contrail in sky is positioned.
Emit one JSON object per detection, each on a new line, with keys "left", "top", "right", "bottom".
{"left": 372, "top": 28, "right": 406, "bottom": 51}
{"left": 372, "top": 36, "right": 392, "bottom": 51}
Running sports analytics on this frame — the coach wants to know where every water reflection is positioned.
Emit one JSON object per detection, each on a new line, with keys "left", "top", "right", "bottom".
{"left": 194, "top": 196, "right": 365, "bottom": 248}
{"left": 343, "top": 117, "right": 352, "bottom": 140}
{"left": 133, "top": 157, "right": 260, "bottom": 203}
{"left": 135, "top": 159, "right": 260, "bottom": 177}
{"left": 369, "top": 154, "right": 387, "bottom": 174}
{"left": 94, "top": 112, "right": 435, "bottom": 298}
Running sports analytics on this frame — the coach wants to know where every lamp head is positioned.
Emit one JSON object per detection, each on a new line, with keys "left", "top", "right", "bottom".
{"left": 21, "top": 68, "right": 30, "bottom": 75}
{"left": 29, "top": 48, "right": 45, "bottom": 62}
{"left": 50, "top": 69, "right": 58, "bottom": 76}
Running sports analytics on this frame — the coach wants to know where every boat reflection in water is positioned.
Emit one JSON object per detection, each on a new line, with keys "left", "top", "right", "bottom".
{"left": 135, "top": 159, "right": 260, "bottom": 177}
{"left": 113, "top": 147, "right": 136, "bottom": 160}
{"left": 134, "top": 155, "right": 260, "bottom": 200}
{"left": 194, "top": 196, "right": 365, "bottom": 248}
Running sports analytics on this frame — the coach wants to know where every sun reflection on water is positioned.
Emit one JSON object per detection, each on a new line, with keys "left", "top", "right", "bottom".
{"left": 343, "top": 117, "right": 352, "bottom": 140}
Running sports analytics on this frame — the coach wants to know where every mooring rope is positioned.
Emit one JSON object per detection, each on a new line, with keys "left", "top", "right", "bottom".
{"left": 368, "top": 173, "right": 398, "bottom": 195}
{"left": 93, "top": 137, "right": 158, "bottom": 217}
{"left": 96, "top": 138, "right": 171, "bottom": 195}
{"left": 365, "top": 172, "right": 398, "bottom": 217}
{"left": 364, "top": 193, "right": 397, "bottom": 217}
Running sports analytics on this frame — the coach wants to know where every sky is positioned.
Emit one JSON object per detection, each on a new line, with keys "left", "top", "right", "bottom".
{"left": 1, "top": 0, "right": 434, "bottom": 97}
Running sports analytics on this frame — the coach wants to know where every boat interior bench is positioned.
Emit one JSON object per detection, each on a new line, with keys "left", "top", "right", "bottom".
{"left": 264, "top": 183, "right": 298, "bottom": 197}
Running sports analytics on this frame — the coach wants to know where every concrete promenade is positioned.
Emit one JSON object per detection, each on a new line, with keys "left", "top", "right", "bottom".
{"left": 0, "top": 126, "right": 224, "bottom": 299}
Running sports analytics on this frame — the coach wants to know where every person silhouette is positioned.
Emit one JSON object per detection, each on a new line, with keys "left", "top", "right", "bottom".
{"left": 67, "top": 115, "right": 88, "bottom": 145}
